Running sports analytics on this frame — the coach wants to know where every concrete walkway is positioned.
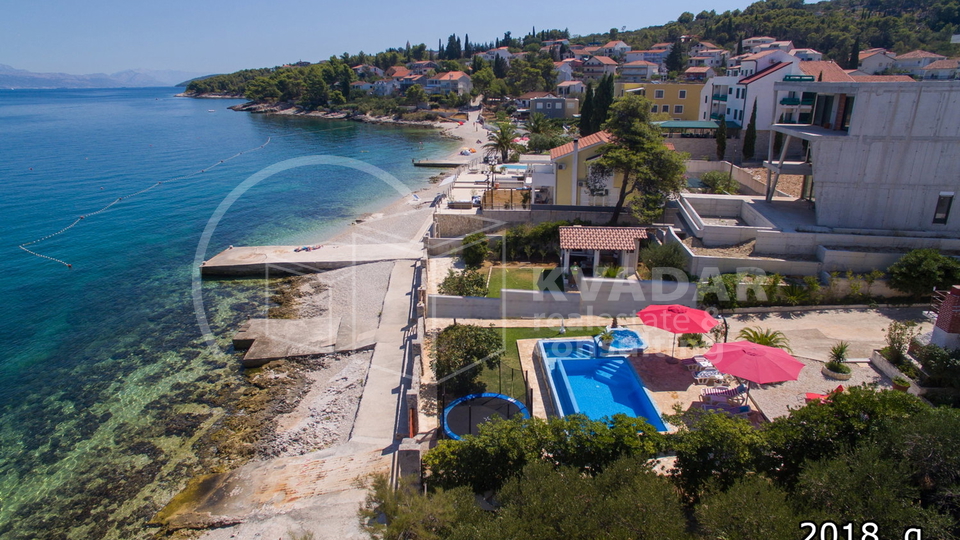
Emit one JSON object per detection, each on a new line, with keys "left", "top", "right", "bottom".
{"left": 200, "top": 243, "right": 421, "bottom": 275}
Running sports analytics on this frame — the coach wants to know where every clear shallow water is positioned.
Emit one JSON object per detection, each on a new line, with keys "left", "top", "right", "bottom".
{"left": 0, "top": 87, "right": 457, "bottom": 539}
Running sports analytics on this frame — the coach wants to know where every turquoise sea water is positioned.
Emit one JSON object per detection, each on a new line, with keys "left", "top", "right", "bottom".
{"left": 0, "top": 87, "right": 457, "bottom": 539}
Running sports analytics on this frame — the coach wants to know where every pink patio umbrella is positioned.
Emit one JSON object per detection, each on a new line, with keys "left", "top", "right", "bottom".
{"left": 638, "top": 304, "right": 719, "bottom": 358}
{"left": 704, "top": 341, "right": 805, "bottom": 386}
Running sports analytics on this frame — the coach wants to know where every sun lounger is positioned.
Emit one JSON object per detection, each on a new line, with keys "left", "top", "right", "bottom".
{"left": 681, "top": 357, "right": 714, "bottom": 372}
{"left": 805, "top": 385, "right": 845, "bottom": 404}
{"left": 701, "top": 384, "right": 748, "bottom": 404}
{"left": 693, "top": 369, "right": 726, "bottom": 385}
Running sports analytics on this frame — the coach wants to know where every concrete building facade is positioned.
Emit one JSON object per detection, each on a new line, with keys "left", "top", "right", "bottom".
{"left": 766, "top": 81, "right": 960, "bottom": 234}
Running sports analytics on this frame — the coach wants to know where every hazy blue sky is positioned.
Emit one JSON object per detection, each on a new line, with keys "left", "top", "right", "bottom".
{"left": 4, "top": 0, "right": 754, "bottom": 75}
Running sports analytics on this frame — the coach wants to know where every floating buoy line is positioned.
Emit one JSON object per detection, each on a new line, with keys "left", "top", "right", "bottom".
{"left": 18, "top": 138, "right": 271, "bottom": 268}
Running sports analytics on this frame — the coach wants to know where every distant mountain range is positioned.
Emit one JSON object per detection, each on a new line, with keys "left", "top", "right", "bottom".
{"left": 0, "top": 65, "right": 211, "bottom": 89}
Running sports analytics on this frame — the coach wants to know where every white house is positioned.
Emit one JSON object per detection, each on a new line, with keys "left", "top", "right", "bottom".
{"left": 625, "top": 49, "right": 671, "bottom": 68}
{"left": 895, "top": 50, "right": 948, "bottom": 77}
{"left": 556, "top": 80, "right": 585, "bottom": 96}
{"left": 922, "top": 59, "right": 960, "bottom": 80}
{"left": 688, "top": 49, "right": 728, "bottom": 68}
{"left": 742, "top": 36, "right": 776, "bottom": 52}
{"left": 351, "top": 64, "right": 385, "bottom": 79}
{"left": 620, "top": 60, "right": 658, "bottom": 82}
{"left": 699, "top": 51, "right": 802, "bottom": 130}
{"left": 372, "top": 78, "right": 399, "bottom": 96}
{"left": 789, "top": 48, "right": 823, "bottom": 62}
{"left": 350, "top": 81, "right": 374, "bottom": 94}
{"left": 600, "top": 40, "right": 632, "bottom": 58}
{"left": 554, "top": 61, "right": 575, "bottom": 83}
{"left": 477, "top": 47, "right": 515, "bottom": 66}
{"left": 689, "top": 41, "right": 721, "bottom": 55}
{"left": 425, "top": 71, "right": 472, "bottom": 95}
{"left": 582, "top": 56, "right": 618, "bottom": 80}
{"left": 858, "top": 48, "right": 897, "bottom": 74}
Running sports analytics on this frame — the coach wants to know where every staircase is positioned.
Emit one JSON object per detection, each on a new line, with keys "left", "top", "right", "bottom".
{"left": 574, "top": 341, "right": 597, "bottom": 359}
{"left": 594, "top": 358, "right": 625, "bottom": 380}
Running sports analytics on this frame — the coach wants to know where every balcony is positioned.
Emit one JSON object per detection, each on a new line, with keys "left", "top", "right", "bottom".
{"left": 712, "top": 93, "right": 728, "bottom": 101}
{"left": 782, "top": 75, "right": 815, "bottom": 82}
{"left": 710, "top": 113, "right": 725, "bottom": 121}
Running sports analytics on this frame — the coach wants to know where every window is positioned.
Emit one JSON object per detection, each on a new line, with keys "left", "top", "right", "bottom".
{"left": 546, "top": 102, "right": 553, "bottom": 109}
{"left": 536, "top": 102, "right": 543, "bottom": 109}
{"left": 728, "top": 88, "right": 733, "bottom": 95}
{"left": 654, "top": 89, "right": 664, "bottom": 99}
{"left": 674, "top": 105, "right": 683, "bottom": 113}
{"left": 704, "top": 95, "right": 708, "bottom": 103}
{"left": 651, "top": 105, "right": 658, "bottom": 113}
{"left": 726, "top": 107, "right": 731, "bottom": 115}
{"left": 679, "top": 90, "right": 687, "bottom": 99}
{"left": 934, "top": 193, "right": 954, "bottom": 224}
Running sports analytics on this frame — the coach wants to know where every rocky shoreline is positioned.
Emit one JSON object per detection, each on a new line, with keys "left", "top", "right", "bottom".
{"left": 180, "top": 91, "right": 471, "bottom": 138}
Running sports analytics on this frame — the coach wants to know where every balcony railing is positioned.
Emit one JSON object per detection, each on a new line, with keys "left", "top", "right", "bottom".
{"left": 712, "top": 93, "right": 728, "bottom": 101}
{"left": 780, "top": 97, "right": 800, "bottom": 105}
{"left": 710, "top": 113, "right": 724, "bottom": 120}
{"left": 783, "top": 75, "right": 815, "bottom": 82}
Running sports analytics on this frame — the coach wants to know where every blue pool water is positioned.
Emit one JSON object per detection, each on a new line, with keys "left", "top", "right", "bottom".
{"left": 598, "top": 327, "right": 647, "bottom": 356}
{"left": 501, "top": 164, "right": 528, "bottom": 171}
{"left": 538, "top": 339, "right": 667, "bottom": 431}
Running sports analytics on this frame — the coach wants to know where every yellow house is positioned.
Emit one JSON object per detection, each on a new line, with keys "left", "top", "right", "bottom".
{"left": 548, "top": 132, "right": 623, "bottom": 206}
{"left": 544, "top": 131, "right": 677, "bottom": 207}
{"left": 615, "top": 82, "right": 704, "bottom": 121}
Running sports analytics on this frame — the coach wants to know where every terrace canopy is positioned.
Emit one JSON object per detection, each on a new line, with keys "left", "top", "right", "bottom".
{"left": 559, "top": 226, "right": 648, "bottom": 277}
{"left": 657, "top": 120, "right": 742, "bottom": 137}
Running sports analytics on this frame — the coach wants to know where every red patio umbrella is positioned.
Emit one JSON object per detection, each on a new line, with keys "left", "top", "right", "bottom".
{"left": 638, "top": 304, "right": 719, "bottom": 358}
{"left": 704, "top": 341, "right": 805, "bottom": 385}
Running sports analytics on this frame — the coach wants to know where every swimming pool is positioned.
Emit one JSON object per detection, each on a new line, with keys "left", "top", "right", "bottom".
{"left": 597, "top": 327, "right": 647, "bottom": 356}
{"left": 501, "top": 164, "right": 528, "bottom": 172}
{"left": 538, "top": 338, "right": 668, "bottom": 431}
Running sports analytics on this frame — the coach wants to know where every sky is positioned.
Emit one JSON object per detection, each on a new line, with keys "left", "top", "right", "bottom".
{"left": 3, "top": 0, "right": 755, "bottom": 76}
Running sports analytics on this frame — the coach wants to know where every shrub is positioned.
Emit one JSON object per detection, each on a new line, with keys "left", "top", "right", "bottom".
{"left": 679, "top": 333, "right": 707, "bottom": 348}
{"left": 829, "top": 341, "right": 849, "bottom": 363}
{"left": 736, "top": 327, "right": 793, "bottom": 353}
{"left": 438, "top": 269, "right": 488, "bottom": 297}
{"left": 915, "top": 344, "right": 960, "bottom": 388}
{"left": 432, "top": 323, "right": 502, "bottom": 396}
{"left": 460, "top": 232, "right": 488, "bottom": 269}
{"left": 700, "top": 170, "right": 739, "bottom": 194}
{"left": 887, "top": 248, "right": 960, "bottom": 298}
{"left": 825, "top": 360, "right": 851, "bottom": 374}
{"left": 884, "top": 320, "right": 920, "bottom": 365}
{"left": 639, "top": 242, "right": 687, "bottom": 280}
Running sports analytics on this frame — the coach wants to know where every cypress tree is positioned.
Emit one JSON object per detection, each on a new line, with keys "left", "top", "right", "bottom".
{"left": 665, "top": 39, "right": 685, "bottom": 74}
{"left": 847, "top": 36, "right": 860, "bottom": 70}
{"left": 593, "top": 74, "right": 615, "bottom": 133}
{"left": 716, "top": 117, "right": 727, "bottom": 161}
{"left": 580, "top": 83, "right": 595, "bottom": 136}
{"left": 743, "top": 99, "right": 757, "bottom": 160}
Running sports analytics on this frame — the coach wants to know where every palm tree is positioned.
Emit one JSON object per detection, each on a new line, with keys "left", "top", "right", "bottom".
{"left": 484, "top": 122, "right": 522, "bottom": 163}
{"left": 526, "top": 112, "right": 552, "bottom": 135}
{"left": 736, "top": 327, "right": 793, "bottom": 353}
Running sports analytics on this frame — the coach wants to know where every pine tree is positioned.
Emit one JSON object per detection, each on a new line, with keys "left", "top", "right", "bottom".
{"left": 743, "top": 99, "right": 757, "bottom": 161}
{"left": 665, "top": 39, "right": 685, "bottom": 74}
{"left": 580, "top": 83, "right": 595, "bottom": 136}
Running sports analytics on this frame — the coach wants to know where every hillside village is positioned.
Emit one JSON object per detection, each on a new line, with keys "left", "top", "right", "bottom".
{"left": 175, "top": 5, "right": 960, "bottom": 538}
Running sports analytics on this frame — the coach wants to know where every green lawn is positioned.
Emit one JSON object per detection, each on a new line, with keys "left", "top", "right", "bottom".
{"left": 477, "top": 326, "right": 605, "bottom": 401}
{"left": 486, "top": 267, "right": 542, "bottom": 298}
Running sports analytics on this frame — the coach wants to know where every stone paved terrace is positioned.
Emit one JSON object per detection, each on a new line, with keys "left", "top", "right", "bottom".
{"left": 438, "top": 307, "right": 932, "bottom": 423}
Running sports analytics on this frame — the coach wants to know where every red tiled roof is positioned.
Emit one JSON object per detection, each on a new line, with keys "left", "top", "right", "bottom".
{"left": 587, "top": 55, "right": 619, "bottom": 65}
{"left": 739, "top": 61, "right": 792, "bottom": 84}
{"left": 386, "top": 66, "right": 410, "bottom": 77}
{"left": 559, "top": 226, "right": 648, "bottom": 251}
{"left": 624, "top": 60, "right": 657, "bottom": 66}
{"left": 858, "top": 48, "right": 890, "bottom": 61}
{"left": 652, "top": 42, "right": 673, "bottom": 49}
{"left": 798, "top": 61, "right": 855, "bottom": 82}
{"left": 923, "top": 59, "right": 960, "bottom": 70}
{"left": 896, "top": 50, "right": 945, "bottom": 59}
{"left": 684, "top": 66, "right": 713, "bottom": 73}
{"left": 603, "top": 40, "right": 629, "bottom": 48}
{"left": 518, "top": 91, "right": 554, "bottom": 99}
{"left": 550, "top": 131, "right": 612, "bottom": 160}
{"left": 741, "top": 50, "right": 779, "bottom": 61}
{"left": 850, "top": 75, "right": 917, "bottom": 82}
{"left": 698, "top": 41, "right": 718, "bottom": 48}
{"left": 557, "top": 80, "right": 584, "bottom": 87}
{"left": 432, "top": 71, "right": 469, "bottom": 81}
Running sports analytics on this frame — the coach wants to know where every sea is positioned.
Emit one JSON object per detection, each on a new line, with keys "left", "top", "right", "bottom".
{"left": 0, "top": 87, "right": 457, "bottom": 539}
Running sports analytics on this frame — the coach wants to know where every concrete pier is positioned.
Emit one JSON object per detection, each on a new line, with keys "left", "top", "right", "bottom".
{"left": 200, "top": 243, "right": 422, "bottom": 276}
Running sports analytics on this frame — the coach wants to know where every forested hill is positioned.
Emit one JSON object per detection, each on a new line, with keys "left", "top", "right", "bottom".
{"left": 581, "top": 0, "right": 960, "bottom": 62}
{"left": 187, "top": 0, "right": 960, "bottom": 99}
